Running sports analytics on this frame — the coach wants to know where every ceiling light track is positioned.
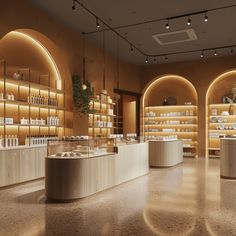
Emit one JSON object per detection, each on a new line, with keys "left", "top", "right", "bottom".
{"left": 73, "top": 0, "right": 144, "bottom": 57}
{"left": 85, "top": 4, "right": 236, "bottom": 34}
{"left": 72, "top": 1, "right": 236, "bottom": 63}
{"left": 149, "top": 44, "right": 236, "bottom": 58}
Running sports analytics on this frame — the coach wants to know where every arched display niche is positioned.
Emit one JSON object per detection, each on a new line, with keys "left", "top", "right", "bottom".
{"left": 206, "top": 69, "right": 236, "bottom": 158}
{"left": 142, "top": 75, "right": 198, "bottom": 158}
{"left": 0, "top": 29, "right": 73, "bottom": 146}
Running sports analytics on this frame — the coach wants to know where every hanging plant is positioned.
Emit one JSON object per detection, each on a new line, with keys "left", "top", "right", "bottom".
{"left": 72, "top": 75, "right": 93, "bottom": 115}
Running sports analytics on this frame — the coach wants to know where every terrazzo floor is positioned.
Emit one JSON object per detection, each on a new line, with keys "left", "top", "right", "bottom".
{"left": 0, "top": 158, "right": 236, "bottom": 236}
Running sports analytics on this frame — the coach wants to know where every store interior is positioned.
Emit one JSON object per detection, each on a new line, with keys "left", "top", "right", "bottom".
{"left": 1, "top": 0, "right": 236, "bottom": 235}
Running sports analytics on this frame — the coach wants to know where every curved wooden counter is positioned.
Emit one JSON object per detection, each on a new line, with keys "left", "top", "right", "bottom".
{"left": 220, "top": 138, "right": 236, "bottom": 179}
{"left": 149, "top": 140, "right": 183, "bottom": 167}
{"left": 45, "top": 142, "right": 149, "bottom": 201}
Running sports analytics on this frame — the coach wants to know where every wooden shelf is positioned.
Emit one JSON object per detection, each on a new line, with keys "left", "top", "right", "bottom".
{"left": 145, "top": 131, "right": 197, "bottom": 134}
{"left": 89, "top": 92, "right": 115, "bottom": 137}
{"left": 0, "top": 100, "right": 65, "bottom": 110}
{"left": 145, "top": 124, "right": 197, "bottom": 127}
{"left": 144, "top": 116, "right": 197, "bottom": 119}
{"left": 145, "top": 105, "right": 197, "bottom": 109}
{"left": 0, "top": 77, "right": 64, "bottom": 94}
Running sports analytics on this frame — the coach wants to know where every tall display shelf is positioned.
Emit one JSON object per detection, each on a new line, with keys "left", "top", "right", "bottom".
{"left": 88, "top": 92, "right": 115, "bottom": 137}
{"left": 0, "top": 60, "right": 67, "bottom": 148}
{"left": 208, "top": 103, "right": 236, "bottom": 158}
{"left": 144, "top": 105, "right": 198, "bottom": 157}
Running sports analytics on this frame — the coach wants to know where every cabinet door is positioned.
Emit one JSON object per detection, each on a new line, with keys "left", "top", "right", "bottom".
{"left": 0, "top": 150, "right": 20, "bottom": 187}
{"left": 35, "top": 147, "right": 47, "bottom": 178}
{"left": 20, "top": 148, "right": 36, "bottom": 182}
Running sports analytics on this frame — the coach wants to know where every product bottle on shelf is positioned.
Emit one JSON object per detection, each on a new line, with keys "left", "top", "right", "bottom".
{"left": 0, "top": 91, "right": 3, "bottom": 100}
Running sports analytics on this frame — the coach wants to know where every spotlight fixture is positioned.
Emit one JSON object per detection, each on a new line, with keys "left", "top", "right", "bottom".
{"left": 130, "top": 44, "right": 134, "bottom": 52}
{"left": 96, "top": 17, "right": 100, "bottom": 28}
{"left": 201, "top": 51, "right": 204, "bottom": 58}
{"left": 153, "top": 57, "right": 157, "bottom": 62}
{"left": 166, "top": 20, "right": 170, "bottom": 29}
{"left": 187, "top": 16, "right": 191, "bottom": 26}
{"left": 145, "top": 57, "right": 149, "bottom": 63}
{"left": 214, "top": 51, "right": 217, "bottom": 56}
{"left": 72, "top": 0, "right": 76, "bottom": 11}
{"left": 165, "top": 55, "right": 168, "bottom": 60}
{"left": 231, "top": 48, "right": 234, "bottom": 54}
{"left": 204, "top": 12, "right": 208, "bottom": 22}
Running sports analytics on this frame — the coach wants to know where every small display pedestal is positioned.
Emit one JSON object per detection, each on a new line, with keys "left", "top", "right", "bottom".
{"left": 220, "top": 138, "right": 236, "bottom": 179}
{"left": 149, "top": 140, "right": 183, "bottom": 167}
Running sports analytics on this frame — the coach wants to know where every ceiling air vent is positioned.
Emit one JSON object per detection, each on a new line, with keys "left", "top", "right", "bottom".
{"left": 152, "top": 29, "right": 197, "bottom": 45}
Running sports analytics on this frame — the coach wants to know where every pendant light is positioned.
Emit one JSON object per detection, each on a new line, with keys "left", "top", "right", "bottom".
{"left": 82, "top": 32, "right": 87, "bottom": 90}
{"left": 102, "top": 25, "right": 107, "bottom": 93}
{"left": 115, "top": 34, "right": 121, "bottom": 135}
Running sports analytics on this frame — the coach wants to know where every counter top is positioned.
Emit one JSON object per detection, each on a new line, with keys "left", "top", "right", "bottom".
{"left": 148, "top": 139, "right": 179, "bottom": 142}
{"left": 0, "top": 144, "right": 47, "bottom": 151}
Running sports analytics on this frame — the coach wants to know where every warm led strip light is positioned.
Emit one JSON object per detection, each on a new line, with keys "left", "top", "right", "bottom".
{"left": 10, "top": 31, "right": 61, "bottom": 81}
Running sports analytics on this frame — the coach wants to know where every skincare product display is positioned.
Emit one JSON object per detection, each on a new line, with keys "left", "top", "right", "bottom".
{"left": 0, "top": 117, "right": 14, "bottom": 124}
{"left": 47, "top": 116, "right": 60, "bottom": 126}
{"left": 183, "top": 152, "right": 196, "bottom": 157}
{"left": 6, "top": 93, "right": 14, "bottom": 101}
{"left": 0, "top": 135, "right": 18, "bottom": 148}
{"left": 27, "top": 95, "right": 58, "bottom": 106}
{"left": 25, "top": 135, "right": 58, "bottom": 146}
{"left": 146, "top": 135, "right": 178, "bottom": 141}
{"left": 62, "top": 136, "right": 89, "bottom": 140}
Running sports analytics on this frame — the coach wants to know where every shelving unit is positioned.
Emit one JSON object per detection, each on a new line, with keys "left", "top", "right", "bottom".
{"left": 144, "top": 105, "right": 198, "bottom": 157}
{"left": 88, "top": 92, "right": 115, "bottom": 137}
{"left": 0, "top": 60, "right": 67, "bottom": 147}
{"left": 208, "top": 103, "right": 236, "bottom": 158}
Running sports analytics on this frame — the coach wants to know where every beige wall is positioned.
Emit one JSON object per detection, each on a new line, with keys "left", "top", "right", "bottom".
{"left": 141, "top": 56, "right": 236, "bottom": 157}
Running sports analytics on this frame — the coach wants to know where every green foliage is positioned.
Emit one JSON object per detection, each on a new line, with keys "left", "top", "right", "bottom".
{"left": 72, "top": 75, "right": 93, "bottom": 115}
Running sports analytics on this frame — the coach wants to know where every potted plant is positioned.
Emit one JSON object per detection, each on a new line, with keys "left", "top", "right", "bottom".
{"left": 72, "top": 75, "right": 93, "bottom": 116}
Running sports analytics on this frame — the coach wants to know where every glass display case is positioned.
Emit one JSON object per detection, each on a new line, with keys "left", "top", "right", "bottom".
{"left": 47, "top": 137, "right": 116, "bottom": 158}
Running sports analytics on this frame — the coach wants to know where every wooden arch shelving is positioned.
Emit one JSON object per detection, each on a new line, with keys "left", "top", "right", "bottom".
{"left": 206, "top": 70, "right": 236, "bottom": 158}
{"left": 142, "top": 75, "right": 198, "bottom": 158}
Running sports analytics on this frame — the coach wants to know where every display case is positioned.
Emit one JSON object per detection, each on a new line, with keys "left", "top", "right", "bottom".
{"left": 47, "top": 137, "right": 116, "bottom": 158}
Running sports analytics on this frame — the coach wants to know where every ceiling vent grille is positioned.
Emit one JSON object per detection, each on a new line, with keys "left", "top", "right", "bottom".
{"left": 152, "top": 29, "right": 197, "bottom": 45}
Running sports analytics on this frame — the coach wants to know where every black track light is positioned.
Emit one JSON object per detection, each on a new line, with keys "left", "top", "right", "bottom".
{"left": 231, "top": 48, "right": 234, "bottom": 54}
{"left": 166, "top": 20, "right": 170, "bottom": 29}
{"left": 96, "top": 17, "right": 100, "bottom": 28}
{"left": 153, "top": 57, "right": 157, "bottom": 62}
{"left": 72, "top": 0, "right": 76, "bottom": 11}
{"left": 201, "top": 51, "right": 204, "bottom": 58}
{"left": 130, "top": 44, "right": 134, "bottom": 52}
{"left": 214, "top": 51, "right": 217, "bottom": 56}
{"left": 145, "top": 57, "right": 148, "bottom": 63}
{"left": 165, "top": 55, "right": 168, "bottom": 60}
{"left": 187, "top": 16, "right": 191, "bottom": 26}
{"left": 204, "top": 12, "right": 208, "bottom": 22}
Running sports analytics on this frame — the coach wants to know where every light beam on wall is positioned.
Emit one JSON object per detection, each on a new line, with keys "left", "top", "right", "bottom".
{"left": 9, "top": 31, "right": 61, "bottom": 82}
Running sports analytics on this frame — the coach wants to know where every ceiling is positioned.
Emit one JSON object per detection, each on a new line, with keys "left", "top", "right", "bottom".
{"left": 31, "top": 0, "right": 236, "bottom": 65}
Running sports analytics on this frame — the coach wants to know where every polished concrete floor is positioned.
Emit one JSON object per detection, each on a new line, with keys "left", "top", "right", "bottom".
{"left": 0, "top": 158, "right": 236, "bottom": 236}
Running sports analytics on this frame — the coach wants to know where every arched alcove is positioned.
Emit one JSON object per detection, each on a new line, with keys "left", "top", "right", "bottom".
{"left": 206, "top": 69, "right": 236, "bottom": 158}
{"left": 0, "top": 29, "right": 73, "bottom": 146}
{"left": 142, "top": 75, "right": 198, "bottom": 157}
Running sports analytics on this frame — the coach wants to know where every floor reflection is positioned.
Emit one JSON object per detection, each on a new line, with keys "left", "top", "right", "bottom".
{"left": 0, "top": 159, "right": 236, "bottom": 235}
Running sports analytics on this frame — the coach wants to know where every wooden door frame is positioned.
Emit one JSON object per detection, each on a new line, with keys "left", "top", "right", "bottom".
{"left": 113, "top": 88, "right": 142, "bottom": 136}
